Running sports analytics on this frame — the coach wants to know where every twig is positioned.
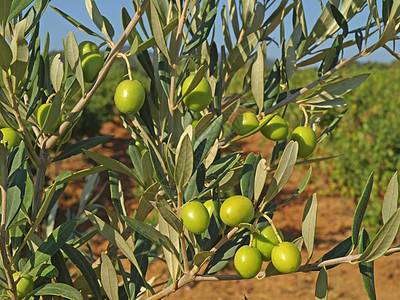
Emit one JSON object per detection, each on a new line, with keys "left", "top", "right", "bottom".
{"left": 0, "top": 150, "right": 18, "bottom": 300}
{"left": 167, "top": 0, "right": 191, "bottom": 133}
{"left": 148, "top": 245, "right": 400, "bottom": 298}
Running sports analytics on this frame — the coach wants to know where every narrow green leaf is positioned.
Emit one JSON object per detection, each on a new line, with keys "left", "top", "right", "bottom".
{"left": 7, "top": 0, "right": 32, "bottom": 21}
{"left": 9, "top": 19, "right": 29, "bottom": 83}
{"left": 240, "top": 153, "right": 259, "bottom": 201}
{"left": 382, "top": 172, "right": 399, "bottom": 224}
{"left": 370, "top": 19, "right": 395, "bottom": 53}
{"left": 358, "top": 229, "right": 376, "bottom": 300}
{"left": 50, "top": 53, "right": 64, "bottom": 92}
{"left": 227, "top": 0, "right": 240, "bottom": 38}
{"left": 85, "top": 0, "right": 104, "bottom": 35}
{"left": 136, "top": 17, "right": 178, "bottom": 53}
{"left": 148, "top": 144, "right": 174, "bottom": 200}
{"left": 317, "top": 236, "right": 352, "bottom": 270}
{"left": 29, "top": 264, "right": 58, "bottom": 278}
{"left": 123, "top": 216, "right": 179, "bottom": 259}
{"left": 183, "top": 7, "right": 217, "bottom": 54}
{"left": 66, "top": 31, "right": 85, "bottom": 91}
{"left": 278, "top": 167, "right": 312, "bottom": 208}
{"left": 101, "top": 253, "right": 119, "bottom": 300}
{"left": 174, "top": 133, "right": 193, "bottom": 190}
{"left": 156, "top": 200, "right": 183, "bottom": 234}
{"left": 158, "top": 210, "right": 180, "bottom": 281}
{"left": 108, "top": 170, "right": 127, "bottom": 222}
{"left": 352, "top": 173, "right": 373, "bottom": 247}
{"left": 302, "top": 74, "right": 369, "bottom": 103}
{"left": 317, "top": 109, "right": 347, "bottom": 143}
{"left": 57, "top": 166, "right": 107, "bottom": 185}
{"left": 303, "top": 97, "right": 347, "bottom": 108}
{"left": 50, "top": 6, "right": 106, "bottom": 41}
{"left": 357, "top": 208, "right": 400, "bottom": 263}
{"left": 0, "top": 35, "right": 12, "bottom": 71}
{"left": 254, "top": 158, "right": 267, "bottom": 202}
{"left": 30, "top": 283, "right": 83, "bottom": 300}
{"left": 150, "top": 1, "right": 170, "bottom": 63}
{"left": 193, "top": 115, "right": 223, "bottom": 170}
{"left": 83, "top": 150, "right": 144, "bottom": 188}
{"left": 329, "top": 2, "right": 348, "bottom": 37}
{"left": 264, "top": 60, "right": 280, "bottom": 111}
{"left": 302, "top": 193, "right": 318, "bottom": 261}
{"left": 24, "top": 0, "right": 51, "bottom": 36}
{"left": 194, "top": 251, "right": 215, "bottom": 267}
{"left": 22, "top": 219, "right": 77, "bottom": 273}
{"left": 251, "top": 44, "right": 264, "bottom": 114}
{"left": 221, "top": 6, "right": 233, "bottom": 52}
{"left": 52, "top": 135, "right": 113, "bottom": 162}
{"left": 85, "top": 211, "right": 142, "bottom": 275}
{"left": 315, "top": 267, "right": 328, "bottom": 300}
{"left": 6, "top": 167, "right": 26, "bottom": 228}
{"left": 128, "top": 140, "right": 144, "bottom": 180}
{"left": 135, "top": 183, "right": 157, "bottom": 222}
{"left": 62, "top": 244, "right": 102, "bottom": 300}
{"left": 227, "top": 29, "right": 263, "bottom": 74}
{"left": 0, "top": 0, "right": 11, "bottom": 31}
{"left": 200, "top": 153, "right": 241, "bottom": 198}
{"left": 264, "top": 141, "right": 298, "bottom": 203}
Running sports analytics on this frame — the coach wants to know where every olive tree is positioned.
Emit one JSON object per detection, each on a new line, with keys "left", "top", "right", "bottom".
{"left": 0, "top": 0, "right": 400, "bottom": 299}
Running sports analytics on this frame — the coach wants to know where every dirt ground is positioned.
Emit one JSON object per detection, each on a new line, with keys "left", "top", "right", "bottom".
{"left": 55, "top": 118, "right": 400, "bottom": 300}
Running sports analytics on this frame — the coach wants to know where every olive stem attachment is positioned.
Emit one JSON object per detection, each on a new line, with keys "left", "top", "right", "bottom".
{"left": 262, "top": 213, "right": 283, "bottom": 244}
{"left": 299, "top": 104, "right": 309, "bottom": 127}
{"left": 118, "top": 52, "right": 133, "bottom": 81}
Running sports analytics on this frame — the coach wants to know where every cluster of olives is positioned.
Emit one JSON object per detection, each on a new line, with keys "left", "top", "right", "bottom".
{"left": 232, "top": 112, "right": 317, "bottom": 158}
{"left": 78, "top": 41, "right": 104, "bottom": 83}
{"left": 234, "top": 226, "right": 301, "bottom": 278}
{"left": 180, "top": 195, "right": 301, "bottom": 278}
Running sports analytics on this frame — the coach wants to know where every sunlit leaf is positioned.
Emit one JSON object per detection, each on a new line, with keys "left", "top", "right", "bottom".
{"left": 357, "top": 208, "right": 400, "bottom": 263}
{"left": 66, "top": 31, "right": 85, "bottom": 91}
{"left": 251, "top": 44, "right": 264, "bottom": 114}
{"left": 0, "top": 35, "right": 12, "bottom": 71}
{"left": 52, "top": 135, "right": 113, "bottom": 162}
{"left": 183, "top": 7, "right": 217, "bottom": 54}
{"left": 50, "top": 53, "right": 64, "bottom": 92}
{"left": 30, "top": 283, "right": 83, "bottom": 300}
{"left": 122, "top": 216, "right": 180, "bottom": 258}
{"left": 50, "top": 6, "right": 106, "bottom": 41}
{"left": 150, "top": 1, "right": 170, "bottom": 63}
{"left": 264, "top": 141, "right": 298, "bottom": 203}
{"left": 352, "top": 173, "right": 373, "bottom": 247}
{"left": 302, "top": 193, "right": 318, "bottom": 261}
{"left": 358, "top": 229, "right": 376, "bottom": 300}
{"left": 62, "top": 244, "right": 102, "bottom": 299}
{"left": 175, "top": 132, "right": 193, "bottom": 190}
{"left": 315, "top": 267, "right": 328, "bottom": 300}
{"left": 101, "top": 253, "right": 118, "bottom": 300}
{"left": 254, "top": 158, "right": 267, "bottom": 203}
{"left": 382, "top": 172, "right": 399, "bottom": 224}
{"left": 85, "top": 211, "right": 142, "bottom": 275}
{"left": 83, "top": 150, "right": 144, "bottom": 188}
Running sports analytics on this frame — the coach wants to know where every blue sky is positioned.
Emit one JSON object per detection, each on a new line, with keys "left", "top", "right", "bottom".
{"left": 39, "top": 0, "right": 397, "bottom": 64}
